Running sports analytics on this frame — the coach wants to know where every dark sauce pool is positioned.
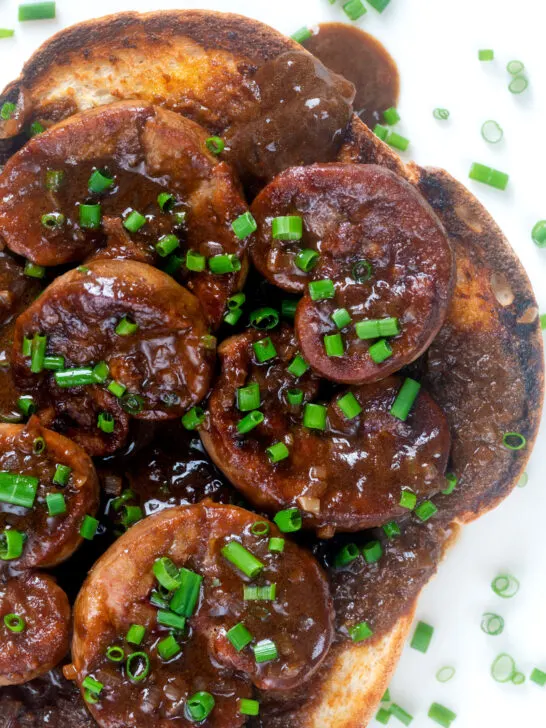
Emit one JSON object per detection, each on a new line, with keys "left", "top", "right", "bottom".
{"left": 303, "top": 23, "right": 399, "bottom": 129}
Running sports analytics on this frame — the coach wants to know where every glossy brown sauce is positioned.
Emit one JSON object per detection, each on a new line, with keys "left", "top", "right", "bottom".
{"left": 303, "top": 23, "right": 399, "bottom": 129}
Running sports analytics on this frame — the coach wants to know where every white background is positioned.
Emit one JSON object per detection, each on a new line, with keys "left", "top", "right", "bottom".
{"left": 0, "top": 1, "right": 545, "bottom": 726}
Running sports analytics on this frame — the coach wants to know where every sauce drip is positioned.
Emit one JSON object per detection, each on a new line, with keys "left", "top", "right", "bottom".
{"left": 303, "top": 23, "right": 399, "bottom": 129}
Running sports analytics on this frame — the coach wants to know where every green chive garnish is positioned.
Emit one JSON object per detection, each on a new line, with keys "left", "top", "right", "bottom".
{"left": 272, "top": 216, "right": 303, "bottom": 241}
{"left": 227, "top": 623, "right": 253, "bottom": 651}
{"left": 273, "top": 508, "right": 302, "bottom": 533}
{"left": 411, "top": 621, "right": 434, "bottom": 653}
{"left": 390, "top": 378, "right": 421, "bottom": 421}
{"left": 232, "top": 212, "right": 257, "bottom": 239}
{"left": 469, "top": 162, "right": 509, "bottom": 190}
{"left": 221, "top": 541, "right": 264, "bottom": 578}
{"left": 491, "top": 573, "right": 519, "bottom": 598}
{"left": 18, "top": 2, "right": 56, "bottom": 21}
{"left": 303, "top": 403, "right": 327, "bottom": 430}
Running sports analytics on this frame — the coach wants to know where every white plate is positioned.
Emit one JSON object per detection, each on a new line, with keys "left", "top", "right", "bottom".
{"left": 0, "top": 1, "right": 545, "bottom": 726}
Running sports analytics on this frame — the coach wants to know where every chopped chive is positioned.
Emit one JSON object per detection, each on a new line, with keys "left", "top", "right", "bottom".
{"left": 512, "top": 672, "right": 526, "bottom": 685}
{"left": 157, "top": 610, "right": 186, "bottom": 630}
{"left": 530, "top": 668, "right": 546, "bottom": 687}
{"left": 414, "top": 500, "right": 438, "bottom": 522}
{"left": 22, "top": 337, "right": 32, "bottom": 357}
{"left": 507, "top": 59, "right": 525, "bottom": 75}
{"left": 362, "top": 540, "right": 383, "bottom": 563}
{"left": 80, "top": 515, "right": 99, "bottom": 540}
{"left": 411, "top": 621, "right": 434, "bottom": 653}
{"left": 106, "top": 646, "right": 125, "bottom": 662}
{"left": 433, "top": 108, "right": 450, "bottom": 120}
{"left": 249, "top": 307, "right": 279, "bottom": 330}
{"left": 79, "top": 204, "right": 101, "bottom": 230}
{"left": 390, "top": 378, "right": 421, "bottom": 421}
{"left": 157, "top": 634, "right": 180, "bottom": 660}
{"left": 115, "top": 316, "right": 138, "bottom": 336}
{"left": 436, "top": 666, "right": 456, "bottom": 683}
{"left": 253, "top": 639, "right": 278, "bottom": 663}
{"left": 324, "top": 332, "right": 344, "bottom": 357}
{"left": 367, "top": 0, "right": 391, "bottom": 10}
{"left": 169, "top": 568, "right": 203, "bottom": 617}
{"left": 287, "top": 353, "right": 309, "bottom": 377}
{"left": 269, "top": 537, "right": 285, "bottom": 553}
{"left": 107, "top": 380, "right": 126, "bottom": 398}
{"left": 186, "top": 692, "right": 215, "bottom": 722}
{"left": 274, "top": 508, "right": 302, "bottom": 533}
{"left": 0, "top": 102, "right": 16, "bottom": 120}
{"left": 209, "top": 253, "right": 241, "bottom": 274}
{"left": 239, "top": 699, "right": 260, "bottom": 716}
{"left": 442, "top": 472, "right": 458, "bottom": 495}
{"left": 383, "top": 107, "right": 400, "bottom": 125}
{"left": 227, "top": 623, "right": 253, "bottom": 651}
{"left": 4, "top": 613, "right": 25, "bottom": 632}
{"left": 243, "top": 584, "right": 276, "bottom": 601}
{"left": 491, "top": 653, "right": 516, "bottom": 683}
{"left": 281, "top": 299, "right": 298, "bottom": 319}
{"left": 383, "top": 521, "right": 401, "bottom": 538}
{"left": 502, "top": 431, "right": 526, "bottom": 450}
{"left": 157, "top": 192, "right": 175, "bottom": 212}
{"left": 119, "top": 504, "right": 143, "bottom": 529}
{"left": 224, "top": 308, "right": 243, "bottom": 326}
{"left": 386, "top": 131, "right": 410, "bottom": 151}
{"left": 374, "top": 123, "right": 389, "bottom": 141}
{"left": 266, "top": 442, "right": 289, "bottom": 463}
{"left": 53, "top": 464, "right": 71, "bottom": 486}
{"left": 237, "top": 410, "right": 264, "bottom": 434}
{"left": 343, "top": 0, "right": 367, "bottom": 21}
{"left": 185, "top": 249, "right": 206, "bottom": 272}
{"left": 121, "top": 392, "right": 145, "bottom": 415}
{"left": 349, "top": 622, "right": 373, "bottom": 642}
{"left": 126, "top": 624, "right": 146, "bottom": 646}
{"left": 24, "top": 261, "right": 46, "bottom": 279}
{"left": 286, "top": 388, "right": 304, "bottom": 406}
{"left": 331, "top": 308, "right": 352, "bottom": 329}
{"left": 253, "top": 337, "right": 277, "bottom": 363}
{"left": 17, "top": 395, "right": 35, "bottom": 416}
{"left": 272, "top": 215, "right": 303, "bottom": 241}
{"left": 478, "top": 49, "right": 494, "bottom": 61}
{"left": 308, "top": 279, "right": 335, "bottom": 301}
{"left": 155, "top": 234, "right": 180, "bottom": 257}
{"left": 0, "top": 29, "right": 15, "bottom": 38}
{"left": 43, "top": 356, "right": 64, "bottom": 371}
{"left": 390, "top": 704, "right": 413, "bottom": 726}
{"left": 88, "top": 169, "right": 115, "bottom": 194}
{"left": 337, "top": 392, "right": 362, "bottom": 419}
{"left": 30, "top": 333, "right": 47, "bottom": 373}
{"left": 92, "top": 361, "right": 109, "bottom": 383}
{"left": 32, "top": 436, "right": 46, "bottom": 455}
{"left": 469, "top": 162, "right": 509, "bottom": 190}
{"left": 295, "top": 248, "right": 319, "bottom": 272}
{"left": 232, "top": 212, "right": 257, "bottom": 239}
{"left": 491, "top": 574, "right": 519, "bottom": 598}
{"left": 481, "top": 612, "right": 504, "bottom": 636}
{"left": 0, "top": 529, "right": 24, "bottom": 560}
{"left": 221, "top": 541, "right": 264, "bottom": 578}
{"left": 237, "top": 382, "right": 260, "bottom": 412}
{"left": 334, "top": 543, "right": 360, "bottom": 567}
{"left": 291, "top": 27, "right": 312, "bottom": 44}
{"left": 428, "top": 703, "right": 457, "bottom": 728}
{"left": 399, "top": 490, "right": 417, "bottom": 510}
{"left": 369, "top": 339, "right": 392, "bottom": 363}
{"left": 181, "top": 406, "right": 206, "bottom": 430}
{"left": 126, "top": 651, "right": 150, "bottom": 682}
{"left": 509, "top": 75, "right": 528, "bottom": 94}
{"left": 46, "top": 492, "right": 66, "bottom": 516}
{"left": 18, "top": 2, "right": 56, "bottom": 21}
{"left": 97, "top": 411, "right": 114, "bottom": 433}
{"left": 153, "top": 557, "right": 181, "bottom": 591}
{"left": 303, "top": 403, "right": 327, "bottom": 430}
{"left": 123, "top": 210, "right": 146, "bottom": 233}
{"left": 376, "top": 708, "right": 391, "bottom": 725}
{"left": 205, "top": 136, "right": 225, "bottom": 155}
{"left": 481, "top": 120, "right": 503, "bottom": 144}
{"left": 227, "top": 293, "right": 246, "bottom": 310}
{"left": 42, "top": 212, "right": 64, "bottom": 230}
{"left": 356, "top": 317, "right": 400, "bottom": 340}
{"left": 250, "top": 521, "right": 269, "bottom": 537}
{"left": 532, "top": 220, "right": 546, "bottom": 247}
{"left": 0, "top": 474, "right": 38, "bottom": 508}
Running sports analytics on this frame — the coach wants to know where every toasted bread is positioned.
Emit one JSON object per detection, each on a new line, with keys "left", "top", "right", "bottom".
{"left": 0, "top": 11, "right": 542, "bottom": 728}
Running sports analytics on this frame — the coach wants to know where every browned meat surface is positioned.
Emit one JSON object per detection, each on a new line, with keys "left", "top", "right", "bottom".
{"left": 11, "top": 259, "right": 213, "bottom": 456}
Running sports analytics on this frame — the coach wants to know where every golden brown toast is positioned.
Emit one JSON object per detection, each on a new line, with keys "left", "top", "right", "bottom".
{"left": 0, "top": 11, "right": 542, "bottom": 728}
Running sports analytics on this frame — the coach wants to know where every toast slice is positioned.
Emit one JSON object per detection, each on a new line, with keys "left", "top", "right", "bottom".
{"left": 0, "top": 11, "right": 542, "bottom": 728}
